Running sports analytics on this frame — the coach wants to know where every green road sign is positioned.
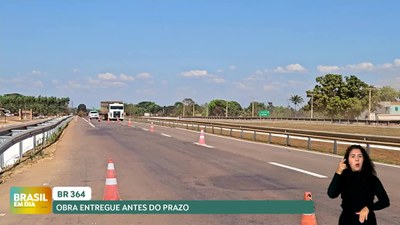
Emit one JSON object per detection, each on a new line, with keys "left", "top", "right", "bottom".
{"left": 258, "top": 110, "right": 270, "bottom": 117}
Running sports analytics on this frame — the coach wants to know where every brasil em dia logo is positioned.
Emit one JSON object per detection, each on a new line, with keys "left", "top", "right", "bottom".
{"left": 10, "top": 187, "right": 52, "bottom": 214}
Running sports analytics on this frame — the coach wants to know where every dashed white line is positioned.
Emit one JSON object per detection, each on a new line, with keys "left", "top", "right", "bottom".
{"left": 268, "top": 162, "right": 328, "bottom": 178}
{"left": 161, "top": 133, "right": 172, "bottom": 137}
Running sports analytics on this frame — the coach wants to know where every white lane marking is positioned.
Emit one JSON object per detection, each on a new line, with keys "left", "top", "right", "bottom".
{"left": 161, "top": 133, "right": 172, "bottom": 137}
{"left": 82, "top": 117, "right": 96, "bottom": 128}
{"left": 269, "top": 162, "right": 328, "bottom": 178}
{"left": 194, "top": 142, "right": 214, "bottom": 148}
{"left": 142, "top": 128, "right": 149, "bottom": 131}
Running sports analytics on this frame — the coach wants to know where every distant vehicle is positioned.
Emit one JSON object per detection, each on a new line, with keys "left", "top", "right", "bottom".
{"left": 88, "top": 110, "right": 99, "bottom": 120}
{"left": 100, "top": 101, "right": 124, "bottom": 121}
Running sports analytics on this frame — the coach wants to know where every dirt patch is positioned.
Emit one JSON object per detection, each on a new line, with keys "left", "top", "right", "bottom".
{"left": 0, "top": 116, "right": 32, "bottom": 127}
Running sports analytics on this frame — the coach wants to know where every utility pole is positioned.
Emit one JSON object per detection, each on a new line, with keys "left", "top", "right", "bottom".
{"left": 252, "top": 101, "right": 255, "bottom": 117}
{"left": 368, "top": 88, "right": 372, "bottom": 119}
{"left": 183, "top": 104, "right": 185, "bottom": 117}
{"left": 225, "top": 100, "right": 228, "bottom": 117}
{"left": 306, "top": 91, "right": 314, "bottom": 119}
{"left": 310, "top": 93, "right": 314, "bottom": 119}
{"left": 192, "top": 103, "right": 195, "bottom": 117}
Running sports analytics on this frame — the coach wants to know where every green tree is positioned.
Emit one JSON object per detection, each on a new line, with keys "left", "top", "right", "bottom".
{"left": 244, "top": 102, "right": 265, "bottom": 117}
{"left": 136, "top": 101, "right": 161, "bottom": 115}
{"left": 378, "top": 86, "right": 400, "bottom": 102}
{"left": 289, "top": 94, "right": 304, "bottom": 117}
{"left": 77, "top": 104, "right": 87, "bottom": 116}
{"left": 181, "top": 98, "right": 195, "bottom": 117}
{"left": 208, "top": 99, "right": 226, "bottom": 116}
{"left": 307, "top": 74, "right": 372, "bottom": 119}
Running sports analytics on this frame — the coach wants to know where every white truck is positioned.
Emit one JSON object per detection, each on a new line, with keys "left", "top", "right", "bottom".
{"left": 100, "top": 101, "right": 124, "bottom": 121}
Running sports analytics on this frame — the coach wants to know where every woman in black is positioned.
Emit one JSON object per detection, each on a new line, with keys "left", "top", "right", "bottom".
{"left": 328, "top": 145, "right": 390, "bottom": 225}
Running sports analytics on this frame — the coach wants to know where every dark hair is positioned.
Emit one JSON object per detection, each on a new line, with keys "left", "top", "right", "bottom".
{"left": 344, "top": 145, "right": 376, "bottom": 176}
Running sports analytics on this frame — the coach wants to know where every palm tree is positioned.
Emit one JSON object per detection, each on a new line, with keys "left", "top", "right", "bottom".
{"left": 289, "top": 95, "right": 304, "bottom": 117}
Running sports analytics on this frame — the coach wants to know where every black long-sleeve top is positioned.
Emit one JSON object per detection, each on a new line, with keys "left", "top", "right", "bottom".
{"left": 327, "top": 170, "right": 390, "bottom": 213}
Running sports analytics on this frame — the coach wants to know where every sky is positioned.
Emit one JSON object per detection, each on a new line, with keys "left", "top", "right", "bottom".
{"left": 1, "top": 0, "right": 400, "bottom": 109}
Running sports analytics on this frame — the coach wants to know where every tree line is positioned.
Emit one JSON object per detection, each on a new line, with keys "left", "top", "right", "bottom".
{"left": 2, "top": 74, "right": 398, "bottom": 119}
{"left": 0, "top": 93, "right": 70, "bottom": 116}
{"left": 121, "top": 74, "right": 399, "bottom": 119}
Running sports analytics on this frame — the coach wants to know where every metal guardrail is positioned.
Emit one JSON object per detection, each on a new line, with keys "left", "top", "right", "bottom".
{"left": 184, "top": 116, "right": 400, "bottom": 126}
{"left": 0, "top": 116, "right": 72, "bottom": 171}
{"left": 145, "top": 118, "right": 400, "bottom": 155}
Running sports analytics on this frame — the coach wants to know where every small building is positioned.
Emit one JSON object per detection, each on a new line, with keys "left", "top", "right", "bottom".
{"left": 376, "top": 102, "right": 400, "bottom": 120}
{"left": 388, "top": 102, "right": 400, "bottom": 115}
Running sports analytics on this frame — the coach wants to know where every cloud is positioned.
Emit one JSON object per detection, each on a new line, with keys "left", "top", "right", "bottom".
{"left": 33, "top": 81, "right": 44, "bottom": 88}
{"left": 246, "top": 70, "right": 266, "bottom": 81}
{"left": 72, "top": 68, "right": 80, "bottom": 73}
{"left": 181, "top": 70, "right": 210, "bottom": 77}
{"left": 228, "top": 65, "right": 236, "bottom": 70}
{"left": 31, "top": 70, "right": 42, "bottom": 75}
{"left": 211, "top": 77, "right": 225, "bottom": 83}
{"left": 235, "top": 82, "right": 250, "bottom": 90}
{"left": 317, "top": 65, "right": 340, "bottom": 73}
{"left": 345, "top": 62, "right": 374, "bottom": 71}
{"left": 274, "top": 63, "right": 306, "bottom": 73}
{"left": 120, "top": 74, "right": 135, "bottom": 81}
{"left": 394, "top": 58, "right": 400, "bottom": 67}
{"left": 181, "top": 69, "right": 224, "bottom": 84}
{"left": 136, "top": 72, "right": 152, "bottom": 79}
{"left": 98, "top": 73, "right": 117, "bottom": 81}
{"left": 263, "top": 83, "right": 280, "bottom": 91}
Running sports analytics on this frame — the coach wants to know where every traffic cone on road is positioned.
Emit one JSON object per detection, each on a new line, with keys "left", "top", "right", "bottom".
{"left": 300, "top": 192, "right": 317, "bottom": 225}
{"left": 150, "top": 122, "right": 154, "bottom": 132}
{"left": 128, "top": 118, "right": 132, "bottom": 127}
{"left": 198, "top": 130, "right": 206, "bottom": 145}
{"left": 103, "top": 158, "right": 120, "bottom": 200}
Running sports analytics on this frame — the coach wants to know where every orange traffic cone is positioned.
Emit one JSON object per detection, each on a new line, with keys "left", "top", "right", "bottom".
{"left": 198, "top": 130, "right": 206, "bottom": 145}
{"left": 117, "top": 117, "right": 120, "bottom": 123}
{"left": 300, "top": 192, "right": 317, "bottom": 225}
{"left": 150, "top": 122, "right": 154, "bottom": 132}
{"left": 128, "top": 118, "right": 132, "bottom": 127}
{"left": 107, "top": 117, "right": 110, "bottom": 124}
{"left": 103, "top": 158, "right": 120, "bottom": 200}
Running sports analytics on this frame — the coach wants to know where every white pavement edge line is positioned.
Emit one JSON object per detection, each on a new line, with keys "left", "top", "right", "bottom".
{"left": 269, "top": 162, "right": 328, "bottom": 178}
{"left": 193, "top": 142, "right": 214, "bottom": 148}
{"left": 161, "top": 133, "right": 172, "bottom": 137}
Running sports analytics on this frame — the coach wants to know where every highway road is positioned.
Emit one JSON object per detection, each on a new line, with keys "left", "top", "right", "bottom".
{"left": 0, "top": 117, "right": 399, "bottom": 225}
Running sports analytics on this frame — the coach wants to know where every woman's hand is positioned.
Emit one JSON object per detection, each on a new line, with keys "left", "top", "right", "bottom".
{"left": 336, "top": 158, "right": 347, "bottom": 175}
{"left": 356, "top": 206, "right": 369, "bottom": 223}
